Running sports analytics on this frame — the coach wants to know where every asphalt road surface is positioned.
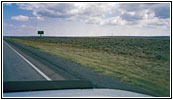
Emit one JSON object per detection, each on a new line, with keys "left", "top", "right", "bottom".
{"left": 3, "top": 41, "right": 64, "bottom": 81}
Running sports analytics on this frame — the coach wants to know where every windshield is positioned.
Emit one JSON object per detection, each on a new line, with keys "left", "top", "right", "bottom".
{"left": 3, "top": 2, "right": 171, "bottom": 98}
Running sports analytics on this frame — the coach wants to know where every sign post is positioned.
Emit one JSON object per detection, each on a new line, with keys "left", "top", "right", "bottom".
{"left": 38, "top": 31, "right": 44, "bottom": 37}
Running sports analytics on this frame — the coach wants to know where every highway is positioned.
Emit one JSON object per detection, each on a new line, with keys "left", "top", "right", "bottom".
{"left": 3, "top": 41, "right": 64, "bottom": 81}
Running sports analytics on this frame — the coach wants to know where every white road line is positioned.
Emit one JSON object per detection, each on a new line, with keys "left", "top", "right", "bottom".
{"left": 4, "top": 41, "right": 52, "bottom": 81}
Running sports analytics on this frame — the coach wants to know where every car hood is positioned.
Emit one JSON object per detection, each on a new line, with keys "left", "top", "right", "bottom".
{"left": 4, "top": 88, "right": 152, "bottom": 97}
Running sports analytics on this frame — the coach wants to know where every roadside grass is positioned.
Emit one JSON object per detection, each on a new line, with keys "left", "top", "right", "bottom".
{"left": 5, "top": 37, "right": 170, "bottom": 96}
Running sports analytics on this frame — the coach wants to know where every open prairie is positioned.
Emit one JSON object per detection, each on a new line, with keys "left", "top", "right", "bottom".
{"left": 5, "top": 36, "right": 170, "bottom": 96}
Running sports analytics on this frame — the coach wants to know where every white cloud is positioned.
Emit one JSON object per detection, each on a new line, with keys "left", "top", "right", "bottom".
{"left": 4, "top": 23, "right": 37, "bottom": 36}
{"left": 17, "top": 3, "right": 119, "bottom": 25}
{"left": 85, "top": 16, "right": 127, "bottom": 26}
{"left": 16, "top": 3, "right": 170, "bottom": 28}
{"left": 11, "top": 15, "right": 29, "bottom": 21}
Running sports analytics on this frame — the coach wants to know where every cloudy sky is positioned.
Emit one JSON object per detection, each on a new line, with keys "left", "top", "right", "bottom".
{"left": 3, "top": 2, "right": 170, "bottom": 36}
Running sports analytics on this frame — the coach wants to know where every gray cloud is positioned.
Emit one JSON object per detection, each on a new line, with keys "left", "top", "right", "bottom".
{"left": 118, "top": 3, "right": 170, "bottom": 20}
{"left": 154, "top": 4, "right": 170, "bottom": 18}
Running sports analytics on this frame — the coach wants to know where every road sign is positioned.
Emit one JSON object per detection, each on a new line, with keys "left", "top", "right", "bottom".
{"left": 38, "top": 31, "right": 44, "bottom": 37}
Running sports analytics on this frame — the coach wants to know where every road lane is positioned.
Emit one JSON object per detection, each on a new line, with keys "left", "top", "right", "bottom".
{"left": 3, "top": 41, "right": 48, "bottom": 81}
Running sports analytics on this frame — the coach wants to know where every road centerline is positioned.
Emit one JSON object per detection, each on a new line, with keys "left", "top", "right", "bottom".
{"left": 4, "top": 41, "right": 52, "bottom": 81}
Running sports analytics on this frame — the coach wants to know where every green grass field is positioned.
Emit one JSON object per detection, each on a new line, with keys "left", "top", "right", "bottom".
{"left": 5, "top": 36, "right": 170, "bottom": 96}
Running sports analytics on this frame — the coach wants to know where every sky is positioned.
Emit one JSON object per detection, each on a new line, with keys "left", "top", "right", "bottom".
{"left": 3, "top": 2, "right": 170, "bottom": 36}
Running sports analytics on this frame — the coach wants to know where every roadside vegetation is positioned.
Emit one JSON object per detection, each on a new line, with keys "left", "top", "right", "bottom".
{"left": 5, "top": 36, "right": 170, "bottom": 96}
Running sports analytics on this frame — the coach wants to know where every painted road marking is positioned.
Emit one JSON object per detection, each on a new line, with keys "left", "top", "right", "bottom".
{"left": 4, "top": 41, "right": 52, "bottom": 81}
